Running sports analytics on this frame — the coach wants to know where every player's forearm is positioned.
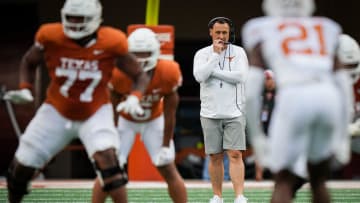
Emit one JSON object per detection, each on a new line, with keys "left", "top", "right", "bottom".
{"left": 133, "top": 72, "right": 150, "bottom": 93}
{"left": 163, "top": 126, "right": 174, "bottom": 147}
{"left": 19, "top": 46, "right": 43, "bottom": 88}
{"left": 110, "top": 90, "right": 124, "bottom": 124}
{"left": 163, "top": 93, "right": 178, "bottom": 146}
{"left": 19, "top": 63, "right": 35, "bottom": 87}
{"left": 163, "top": 110, "right": 176, "bottom": 146}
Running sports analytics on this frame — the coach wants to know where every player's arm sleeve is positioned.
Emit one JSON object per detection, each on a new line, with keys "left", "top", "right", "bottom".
{"left": 212, "top": 48, "right": 249, "bottom": 84}
{"left": 34, "top": 25, "right": 48, "bottom": 50}
{"left": 193, "top": 50, "right": 219, "bottom": 83}
{"left": 110, "top": 29, "right": 128, "bottom": 55}
{"left": 163, "top": 62, "right": 183, "bottom": 93}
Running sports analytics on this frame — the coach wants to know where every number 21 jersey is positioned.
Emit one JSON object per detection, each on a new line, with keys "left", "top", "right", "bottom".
{"left": 242, "top": 16, "right": 341, "bottom": 88}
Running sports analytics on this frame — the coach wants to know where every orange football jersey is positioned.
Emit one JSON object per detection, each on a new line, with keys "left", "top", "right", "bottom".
{"left": 35, "top": 23, "right": 128, "bottom": 120}
{"left": 110, "top": 59, "right": 182, "bottom": 122}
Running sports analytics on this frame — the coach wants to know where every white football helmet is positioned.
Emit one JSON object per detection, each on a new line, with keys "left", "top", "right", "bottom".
{"left": 338, "top": 34, "right": 360, "bottom": 83}
{"left": 262, "top": 0, "right": 315, "bottom": 17}
{"left": 128, "top": 28, "right": 160, "bottom": 72}
{"left": 61, "top": 0, "right": 102, "bottom": 39}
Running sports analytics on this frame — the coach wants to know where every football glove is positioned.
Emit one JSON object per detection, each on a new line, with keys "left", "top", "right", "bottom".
{"left": 3, "top": 89, "right": 34, "bottom": 104}
{"left": 116, "top": 94, "right": 144, "bottom": 115}
{"left": 154, "top": 147, "right": 175, "bottom": 167}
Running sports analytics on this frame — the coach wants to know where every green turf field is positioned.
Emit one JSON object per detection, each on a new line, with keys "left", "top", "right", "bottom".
{"left": 1, "top": 188, "right": 360, "bottom": 203}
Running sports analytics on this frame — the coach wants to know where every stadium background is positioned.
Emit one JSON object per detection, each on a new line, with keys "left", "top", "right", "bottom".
{"left": 0, "top": 0, "right": 359, "bottom": 180}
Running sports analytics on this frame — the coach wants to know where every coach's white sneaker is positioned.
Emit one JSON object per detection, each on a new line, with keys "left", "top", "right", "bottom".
{"left": 234, "top": 195, "right": 248, "bottom": 203}
{"left": 209, "top": 195, "right": 223, "bottom": 203}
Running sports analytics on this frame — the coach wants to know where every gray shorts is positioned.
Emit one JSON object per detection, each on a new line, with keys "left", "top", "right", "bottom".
{"left": 200, "top": 116, "right": 246, "bottom": 155}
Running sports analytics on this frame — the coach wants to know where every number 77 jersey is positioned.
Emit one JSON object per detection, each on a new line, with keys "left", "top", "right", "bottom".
{"left": 242, "top": 16, "right": 342, "bottom": 88}
{"left": 35, "top": 23, "right": 128, "bottom": 120}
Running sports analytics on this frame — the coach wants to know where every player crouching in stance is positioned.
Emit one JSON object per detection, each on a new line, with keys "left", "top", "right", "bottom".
{"left": 3, "top": 0, "right": 150, "bottom": 202}
{"left": 289, "top": 33, "right": 360, "bottom": 199}
{"left": 92, "top": 28, "right": 187, "bottom": 203}
{"left": 242, "top": 0, "right": 355, "bottom": 202}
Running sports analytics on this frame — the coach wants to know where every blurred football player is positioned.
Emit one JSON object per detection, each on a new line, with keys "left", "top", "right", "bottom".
{"left": 3, "top": 0, "right": 150, "bottom": 202}
{"left": 333, "top": 34, "right": 360, "bottom": 166}
{"left": 339, "top": 35, "right": 360, "bottom": 137}
{"left": 289, "top": 33, "right": 360, "bottom": 200}
{"left": 91, "top": 28, "right": 187, "bottom": 203}
{"left": 242, "top": 0, "right": 347, "bottom": 202}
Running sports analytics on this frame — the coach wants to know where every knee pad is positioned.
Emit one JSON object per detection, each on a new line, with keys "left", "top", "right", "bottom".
{"left": 93, "top": 161, "right": 128, "bottom": 192}
{"left": 6, "top": 161, "right": 36, "bottom": 196}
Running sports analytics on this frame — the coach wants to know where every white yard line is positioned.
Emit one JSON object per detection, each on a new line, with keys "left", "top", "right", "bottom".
{"left": 0, "top": 179, "right": 359, "bottom": 189}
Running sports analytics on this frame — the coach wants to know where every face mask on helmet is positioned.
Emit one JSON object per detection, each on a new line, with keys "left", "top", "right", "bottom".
{"left": 262, "top": 0, "right": 315, "bottom": 17}
{"left": 128, "top": 28, "right": 160, "bottom": 72}
{"left": 338, "top": 34, "right": 360, "bottom": 83}
{"left": 61, "top": 0, "right": 102, "bottom": 40}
